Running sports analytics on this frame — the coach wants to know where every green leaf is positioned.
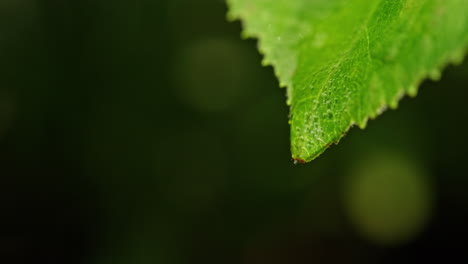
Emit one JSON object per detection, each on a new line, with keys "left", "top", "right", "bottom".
{"left": 227, "top": 0, "right": 468, "bottom": 162}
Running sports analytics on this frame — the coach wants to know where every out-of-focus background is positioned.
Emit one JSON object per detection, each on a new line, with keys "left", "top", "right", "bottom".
{"left": 1, "top": 0, "right": 468, "bottom": 263}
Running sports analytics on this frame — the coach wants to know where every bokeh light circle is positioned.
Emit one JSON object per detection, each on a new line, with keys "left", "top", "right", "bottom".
{"left": 172, "top": 38, "right": 254, "bottom": 113}
{"left": 343, "top": 152, "right": 434, "bottom": 246}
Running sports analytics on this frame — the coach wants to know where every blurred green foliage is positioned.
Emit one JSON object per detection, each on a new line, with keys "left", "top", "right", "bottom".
{"left": 1, "top": 0, "right": 468, "bottom": 264}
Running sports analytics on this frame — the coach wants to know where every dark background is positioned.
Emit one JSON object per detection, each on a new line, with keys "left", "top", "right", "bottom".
{"left": 1, "top": 0, "right": 468, "bottom": 263}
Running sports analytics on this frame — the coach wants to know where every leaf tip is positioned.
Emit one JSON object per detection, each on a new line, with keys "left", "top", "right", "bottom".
{"left": 293, "top": 158, "right": 307, "bottom": 165}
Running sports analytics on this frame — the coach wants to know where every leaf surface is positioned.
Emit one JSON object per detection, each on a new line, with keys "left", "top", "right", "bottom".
{"left": 227, "top": 0, "right": 468, "bottom": 162}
